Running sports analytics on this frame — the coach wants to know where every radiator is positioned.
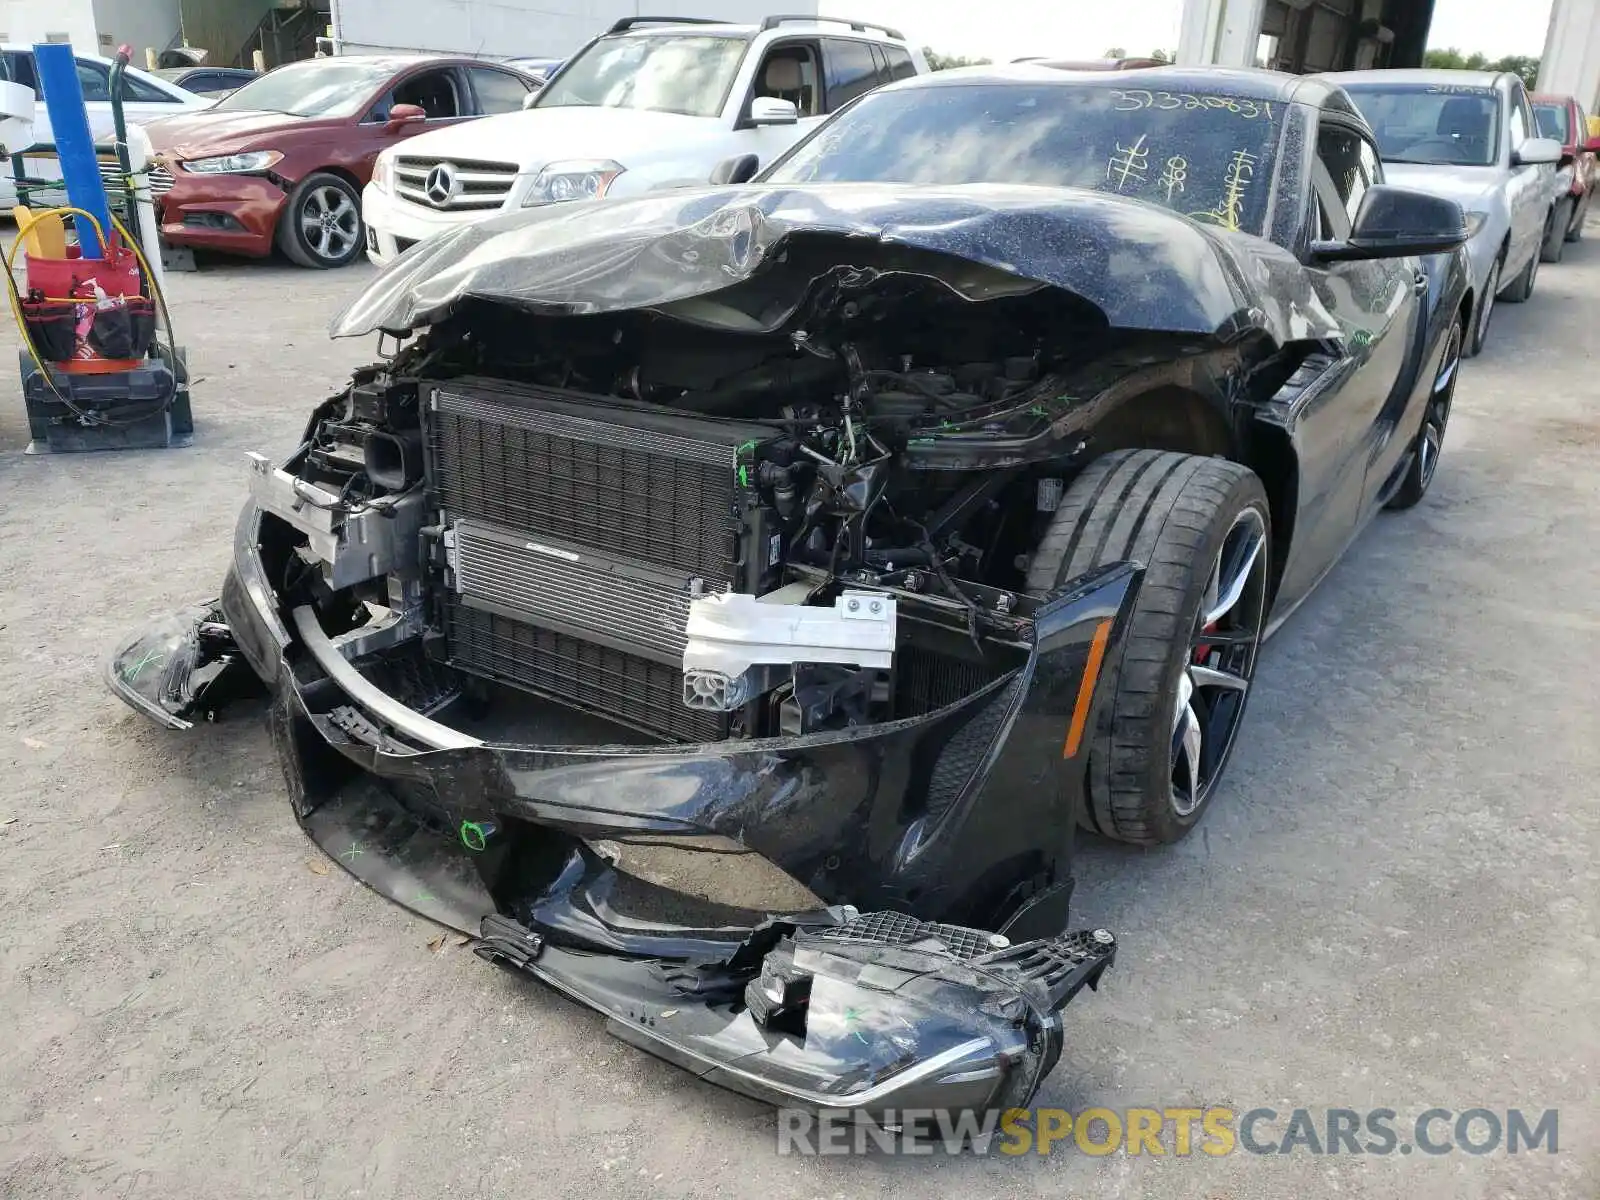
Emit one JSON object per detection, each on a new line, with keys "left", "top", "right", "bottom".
{"left": 424, "top": 379, "right": 773, "bottom": 742}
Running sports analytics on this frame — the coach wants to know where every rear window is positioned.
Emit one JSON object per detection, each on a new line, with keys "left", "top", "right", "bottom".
{"left": 1534, "top": 101, "right": 1571, "bottom": 142}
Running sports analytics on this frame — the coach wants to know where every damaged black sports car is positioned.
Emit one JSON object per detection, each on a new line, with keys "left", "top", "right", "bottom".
{"left": 110, "top": 66, "right": 1470, "bottom": 1114}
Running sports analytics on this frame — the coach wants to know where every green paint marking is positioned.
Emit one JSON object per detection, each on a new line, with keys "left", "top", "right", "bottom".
{"left": 412, "top": 890, "right": 439, "bottom": 906}
{"left": 339, "top": 841, "right": 365, "bottom": 862}
{"left": 843, "top": 1005, "right": 871, "bottom": 1044}
{"left": 460, "top": 821, "right": 489, "bottom": 852}
{"left": 122, "top": 649, "right": 164, "bottom": 683}
{"left": 737, "top": 464, "right": 750, "bottom": 487}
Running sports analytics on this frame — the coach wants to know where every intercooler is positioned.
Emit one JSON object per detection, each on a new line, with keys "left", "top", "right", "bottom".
{"left": 425, "top": 379, "right": 775, "bottom": 742}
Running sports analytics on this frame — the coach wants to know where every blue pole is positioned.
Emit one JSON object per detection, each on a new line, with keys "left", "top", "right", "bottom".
{"left": 33, "top": 42, "right": 112, "bottom": 260}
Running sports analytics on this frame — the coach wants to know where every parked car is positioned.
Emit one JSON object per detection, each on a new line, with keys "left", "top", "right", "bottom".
{"left": 109, "top": 64, "right": 1468, "bottom": 1116}
{"left": 0, "top": 44, "right": 212, "bottom": 208}
{"left": 139, "top": 55, "right": 540, "bottom": 267}
{"left": 152, "top": 65, "right": 260, "bottom": 99}
{"left": 361, "top": 15, "right": 927, "bottom": 264}
{"left": 1325, "top": 69, "right": 1562, "bottom": 356}
{"left": 1532, "top": 91, "right": 1599, "bottom": 256}
{"left": 504, "top": 56, "right": 562, "bottom": 82}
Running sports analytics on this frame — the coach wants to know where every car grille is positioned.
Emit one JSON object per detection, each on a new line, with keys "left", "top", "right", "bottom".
{"left": 395, "top": 155, "right": 518, "bottom": 212}
{"left": 95, "top": 160, "right": 175, "bottom": 196}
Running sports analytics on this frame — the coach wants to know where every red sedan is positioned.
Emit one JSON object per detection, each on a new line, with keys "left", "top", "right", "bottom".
{"left": 1533, "top": 91, "right": 1600, "bottom": 260}
{"left": 142, "top": 55, "right": 538, "bottom": 268}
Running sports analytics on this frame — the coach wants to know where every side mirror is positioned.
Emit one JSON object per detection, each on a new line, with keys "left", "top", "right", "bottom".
{"left": 1584, "top": 135, "right": 1600, "bottom": 154}
{"left": 709, "top": 153, "right": 760, "bottom": 185}
{"left": 1312, "top": 185, "right": 1468, "bottom": 262}
{"left": 749, "top": 96, "right": 798, "bottom": 126}
{"left": 521, "top": 87, "right": 542, "bottom": 110}
{"left": 1512, "top": 136, "right": 1562, "bottom": 165}
{"left": 385, "top": 103, "right": 427, "bottom": 130}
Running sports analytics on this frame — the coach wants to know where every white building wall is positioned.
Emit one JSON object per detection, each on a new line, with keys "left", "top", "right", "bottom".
{"left": 331, "top": 0, "right": 818, "bottom": 61}
{"left": 90, "top": 0, "right": 180, "bottom": 58}
{"left": 0, "top": 0, "right": 100, "bottom": 50}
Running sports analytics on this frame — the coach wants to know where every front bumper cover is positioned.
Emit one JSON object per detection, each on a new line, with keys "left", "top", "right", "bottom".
{"left": 107, "top": 504, "right": 1141, "bottom": 1114}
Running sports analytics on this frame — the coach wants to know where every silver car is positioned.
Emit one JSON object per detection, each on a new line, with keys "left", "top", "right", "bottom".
{"left": 1323, "top": 69, "right": 1562, "bottom": 356}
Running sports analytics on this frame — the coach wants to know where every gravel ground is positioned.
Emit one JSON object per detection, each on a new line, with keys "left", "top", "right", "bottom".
{"left": 0, "top": 236, "right": 1595, "bottom": 1200}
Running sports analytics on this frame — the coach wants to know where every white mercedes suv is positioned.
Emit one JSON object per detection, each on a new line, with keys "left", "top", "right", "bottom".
{"left": 361, "top": 15, "right": 926, "bottom": 264}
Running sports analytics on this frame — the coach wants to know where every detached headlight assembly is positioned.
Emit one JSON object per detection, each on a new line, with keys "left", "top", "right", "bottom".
{"left": 522, "top": 159, "right": 625, "bottom": 207}
{"left": 1463, "top": 211, "right": 1489, "bottom": 237}
{"left": 181, "top": 150, "right": 283, "bottom": 175}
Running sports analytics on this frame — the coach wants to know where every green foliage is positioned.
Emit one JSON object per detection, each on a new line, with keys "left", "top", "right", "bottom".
{"left": 923, "top": 46, "right": 993, "bottom": 71}
{"left": 1423, "top": 47, "right": 1540, "bottom": 88}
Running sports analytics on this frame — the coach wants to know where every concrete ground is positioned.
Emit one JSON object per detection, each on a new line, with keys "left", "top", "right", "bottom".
{"left": 0, "top": 234, "right": 1595, "bottom": 1200}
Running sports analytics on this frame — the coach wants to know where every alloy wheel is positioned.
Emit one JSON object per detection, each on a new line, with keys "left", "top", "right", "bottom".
{"left": 300, "top": 185, "right": 360, "bottom": 263}
{"left": 1171, "top": 507, "right": 1270, "bottom": 816}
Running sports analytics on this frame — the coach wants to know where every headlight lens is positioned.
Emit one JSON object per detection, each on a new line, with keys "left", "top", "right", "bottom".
{"left": 522, "top": 159, "right": 625, "bottom": 207}
{"left": 1463, "top": 211, "right": 1489, "bottom": 237}
{"left": 371, "top": 154, "right": 393, "bottom": 193}
{"left": 181, "top": 150, "right": 282, "bottom": 175}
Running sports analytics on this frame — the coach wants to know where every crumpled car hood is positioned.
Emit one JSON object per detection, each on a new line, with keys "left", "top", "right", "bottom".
{"left": 330, "top": 182, "right": 1341, "bottom": 346}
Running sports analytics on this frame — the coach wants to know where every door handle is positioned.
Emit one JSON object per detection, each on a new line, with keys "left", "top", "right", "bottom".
{"left": 1413, "top": 271, "right": 1429, "bottom": 295}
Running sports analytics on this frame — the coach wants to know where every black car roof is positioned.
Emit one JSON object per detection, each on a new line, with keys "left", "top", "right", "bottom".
{"left": 892, "top": 63, "right": 1352, "bottom": 108}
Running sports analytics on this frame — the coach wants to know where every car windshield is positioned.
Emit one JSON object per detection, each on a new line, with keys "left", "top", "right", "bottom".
{"left": 762, "top": 82, "right": 1285, "bottom": 236}
{"left": 536, "top": 34, "right": 748, "bottom": 118}
{"left": 1534, "top": 101, "right": 1570, "bottom": 142}
{"left": 1340, "top": 83, "right": 1502, "bottom": 166}
{"left": 209, "top": 59, "right": 396, "bottom": 118}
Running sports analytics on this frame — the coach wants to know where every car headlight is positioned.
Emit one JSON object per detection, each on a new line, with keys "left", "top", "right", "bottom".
{"left": 1463, "top": 211, "right": 1489, "bottom": 237}
{"left": 522, "top": 159, "right": 625, "bottom": 207}
{"left": 181, "top": 150, "right": 282, "bottom": 175}
{"left": 371, "top": 155, "right": 393, "bottom": 193}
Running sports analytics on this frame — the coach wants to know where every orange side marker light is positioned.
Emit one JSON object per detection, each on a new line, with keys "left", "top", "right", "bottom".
{"left": 1063, "top": 619, "right": 1113, "bottom": 759}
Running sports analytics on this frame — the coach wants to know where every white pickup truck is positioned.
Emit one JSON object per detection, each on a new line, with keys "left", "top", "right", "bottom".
{"left": 360, "top": 15, "right": 927, "bottom": 265}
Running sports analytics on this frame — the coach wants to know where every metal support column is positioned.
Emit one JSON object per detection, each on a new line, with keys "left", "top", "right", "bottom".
{"left": 1539, "top": 0, "right": 1600, "bottom": 108}
{"left": 1177, "top": 0, "right": 1268, "bottom": 67}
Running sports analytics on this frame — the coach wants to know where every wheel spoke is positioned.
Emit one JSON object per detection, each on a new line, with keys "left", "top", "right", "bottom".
{"left": 1190, "top": 664, "right": 1249, "bottom": 692}
{"left": 1203, "top": 524, "right": 1266, "bottom": 627}
{"left": 1172, "top": 701, "right": 1203, "bottom": 814}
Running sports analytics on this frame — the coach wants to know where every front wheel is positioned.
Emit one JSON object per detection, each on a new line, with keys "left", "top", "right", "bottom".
{"left": 1027, "top": 450, "right": 1272, "bottom": 846}
{"left": 1386, "top": 315, "right": 1463, "bottom": 511}
{"left": 277, "top": 172, "right": 364, "bottom": 269}
{"left": 1542, "top": 199, "right": 1573, "bottom": 263}
{"left": 1501, "top": 237, "right": 1540, "bottom": 303}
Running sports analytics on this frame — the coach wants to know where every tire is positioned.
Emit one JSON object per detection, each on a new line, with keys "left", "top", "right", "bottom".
{"left": 1541, "top": 199, "right": 1572, "bottom": 263}
{"left": 1465, "top": 256, "right": 1499, "bottom": 358}
{"left": 1386, "top": 314, "right": 1464, "bottom": 512}
{"left": 1501, "top": 235, "right": 1540, "bottom": 303}
{"left": 276, "top": 172, "right": 364, "bottom": 269}
{"left": 1027, "top": 450, "right": 1272, "bottom": 846}
{"left": 1565, "top": 193, "right": 1587, "bottom": 242}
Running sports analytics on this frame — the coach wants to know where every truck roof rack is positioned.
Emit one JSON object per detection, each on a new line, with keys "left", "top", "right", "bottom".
{"left": 607, "top": 15, "right": 730, "bottom": 33}
{"left": 758, "top": 14, "right": 907, "bottom": 40}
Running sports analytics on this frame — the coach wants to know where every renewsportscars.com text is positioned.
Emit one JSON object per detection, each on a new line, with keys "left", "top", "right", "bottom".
{"left": 776, "top": 1106, "right": 1560, "bottom": 1157}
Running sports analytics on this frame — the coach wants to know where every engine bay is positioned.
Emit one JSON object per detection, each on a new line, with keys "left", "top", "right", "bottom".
{"left": 258, "top": 269, "right": 1169, "bottom": 745}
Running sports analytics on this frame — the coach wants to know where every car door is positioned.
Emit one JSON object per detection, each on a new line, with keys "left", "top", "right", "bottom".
{"left": 360, "top": 65, "right": 475, "bottom": 148}
{"left": 1503, "top": 82, "right": 1550, "bottom": 271}
{"left": 463, "top": 65, "right": 534, "bottom": 116}
{"left": 734, "top": 39, "right": 828, "bottom": 167}
{"left": 1277, "top": 118, "right": 1421, "bottom": 603}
